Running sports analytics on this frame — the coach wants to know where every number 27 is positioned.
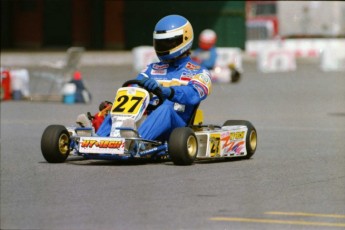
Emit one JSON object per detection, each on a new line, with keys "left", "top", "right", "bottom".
{"left": 112, "top": 95, "right": 142, "bottom": 113}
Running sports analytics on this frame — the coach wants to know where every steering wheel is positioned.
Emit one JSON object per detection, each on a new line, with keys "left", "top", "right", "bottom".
{"left": 122, "top": 79, "right": 164, "bottom": 110}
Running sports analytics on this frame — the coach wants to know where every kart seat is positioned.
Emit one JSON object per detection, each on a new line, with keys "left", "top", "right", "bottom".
{"left": 187, "top": 103, "right": 203, "bottom": 127}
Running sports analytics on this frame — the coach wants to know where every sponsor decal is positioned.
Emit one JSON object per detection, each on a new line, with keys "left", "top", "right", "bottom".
{"left": 192, "top": 83, "right": 205, "bottom": 98}
{"left": 221, "top": 131, "right": 245, "bottom": 141}
{"left": 79, "top": 137, "right": 125, "bottom": 154}
{"left": 180, "top": 72, "right": 193, "bottom": 81}
{"left": 81, "top": 140, "right": 124, "bottom": 149}
{"left": 153, "top": 63, "right": 169, "bottom": 69}
{"left": 151, "top": 69, "right": 167, "bottom": 75}
{"left": 191, "top": 73, "right": 211, "bottom": 95}
{"left": 221, "top": 131, "right": 246, "bottom": 155}
{"left": 186, "top": 62, "right": 201, "bottom": 70}
{"left": 180, "top": 76, "right": 192, "bottom": 82}
{"left": 230, "top": 131, "right": 245, "bottom": 140}
{"left": 231, "top": 141, "right": 245, "bottom": 154}
{"left": 193, "top": 73, "right": 211, "bottom": 85}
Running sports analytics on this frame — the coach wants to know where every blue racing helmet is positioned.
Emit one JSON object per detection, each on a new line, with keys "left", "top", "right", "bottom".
{"left": 153, "top": 15, "right": 194, "bottom": 61}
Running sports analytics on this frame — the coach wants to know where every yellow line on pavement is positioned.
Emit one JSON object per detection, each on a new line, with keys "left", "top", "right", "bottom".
{"left": 265, "top": 211, "right": 345, "bottom": 219}
{"left": 210, "top": 217, "right": 345, "bottom": 228}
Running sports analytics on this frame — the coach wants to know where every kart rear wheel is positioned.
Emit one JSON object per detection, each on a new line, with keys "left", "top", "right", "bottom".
{"left": 41, "top": 125, "right": 70, "bottom": 163}
{"left": 168, "top": 127, "right": 198, "bottom": 165}
{"left": 223, "top": 120, "right": 257, "bottom": 159}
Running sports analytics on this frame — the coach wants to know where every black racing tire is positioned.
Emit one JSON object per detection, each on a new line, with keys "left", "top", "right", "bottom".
{"left": 41, "top": 125, "right": 70, "bottom": 163}
{"left": 230, "top": 70, "right": 241, "bottom": 83}
{"left": 223, "top": 120, "right": 257, "bottom": 159}
{"left": 168, "top": 127, "right": 198, "bottom": 165}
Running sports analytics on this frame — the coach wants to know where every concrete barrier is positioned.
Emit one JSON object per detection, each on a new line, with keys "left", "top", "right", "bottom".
{"left": 0, "top": 51, "right": 133, "bottom": 68}
{"left": 3, "top": 38, "right": 342, "bottom": 69}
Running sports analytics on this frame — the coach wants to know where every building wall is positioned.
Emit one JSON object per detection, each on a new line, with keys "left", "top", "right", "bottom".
{"left": 104, "top": 0, "right": 124, "bottom": 49}
{"left": 124, "top": 1, "right": 246, "bottom": 49}
{"left": 43, "top": 0, "right": 72, "bottom": 47}
{"left": 11, "top": 0, "right": 44, "bottom": 48}
{"left": 1, "top": 0, "right": 245, "bottom": 50}
{"left": 278, "top": 1, "right": 345, "bottom": 37}
{"left": 72, "top": 0, "right": 91, "bottom": 47}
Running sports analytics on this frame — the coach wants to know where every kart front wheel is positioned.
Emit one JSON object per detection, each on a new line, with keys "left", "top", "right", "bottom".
{"left": 168, "top": 127, "right": 198, "bottom": 165}
{"left": 41, "top": 125, "right": 70, "bottom": 163}
{"left": 223, "top": 120, "right": 257, "bottom": 159}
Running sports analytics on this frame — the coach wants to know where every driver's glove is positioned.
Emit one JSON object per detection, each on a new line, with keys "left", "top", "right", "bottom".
{"left": 141, "top": 78, "right": 159, "bottom": 91}
{"left": 160, "top": 86, "right": 174, "bottom": 100}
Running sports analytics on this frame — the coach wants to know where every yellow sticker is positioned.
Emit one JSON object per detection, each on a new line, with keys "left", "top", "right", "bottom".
{"left": 210, "top": 133, "right": 221, "bottom": 157}
{"left": 111, "top": 88, "right": 146, "bottom": 115}
{"left": 230, "top": 131, "right": 245, "bottom": 140}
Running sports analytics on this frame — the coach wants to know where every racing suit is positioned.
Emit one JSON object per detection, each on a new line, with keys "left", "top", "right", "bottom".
{"left": 97, "top": 55, "right": 212, "bottom": 142}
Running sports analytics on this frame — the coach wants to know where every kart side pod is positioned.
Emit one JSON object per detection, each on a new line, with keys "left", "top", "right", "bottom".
{"left": 195, "top": 120, "right": 257, "bottom": 160}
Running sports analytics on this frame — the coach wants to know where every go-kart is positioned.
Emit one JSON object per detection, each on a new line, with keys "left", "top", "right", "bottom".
{"left": 41, "top": 79, "right": 257, "bottom": 165}
{"left": 210, "top": 63, "right": 241, "bottom": 83}
{"left": 191, "top": 47, "right": 242, "bottom": 84}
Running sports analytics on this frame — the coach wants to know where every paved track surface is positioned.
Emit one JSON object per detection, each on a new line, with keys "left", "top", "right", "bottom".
{"left": 1, "top": 61, "right": 345, "bottom": 230}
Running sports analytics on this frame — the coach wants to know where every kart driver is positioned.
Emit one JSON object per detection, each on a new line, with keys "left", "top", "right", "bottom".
{"left": 96, "top": 14, "right": 212, "bottom": 142}
{"left": 192, "top": 29, "right": 218, "bottom": 70}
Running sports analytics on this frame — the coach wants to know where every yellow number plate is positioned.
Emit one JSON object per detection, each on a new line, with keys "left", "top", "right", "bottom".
{"left": 111, "top": 88, "right": 146, "bottom": 115}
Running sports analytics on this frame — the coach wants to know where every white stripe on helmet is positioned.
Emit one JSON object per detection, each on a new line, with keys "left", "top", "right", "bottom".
{"left": 154, "top": 29, "right": 184, "bottom": 39}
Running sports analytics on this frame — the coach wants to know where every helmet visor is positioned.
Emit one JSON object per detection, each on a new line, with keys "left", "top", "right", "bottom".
{"left": 154, "top": 35, "right": 183, "bottom": 55}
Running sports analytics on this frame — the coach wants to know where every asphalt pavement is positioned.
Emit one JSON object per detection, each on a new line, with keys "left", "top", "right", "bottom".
{"left": 1, "top": 55, "right": 345, "bottom": 230}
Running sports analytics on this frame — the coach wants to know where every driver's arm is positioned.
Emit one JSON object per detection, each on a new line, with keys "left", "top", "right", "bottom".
{"left": 165, "top": 72, "right": 212, "bottom": 105}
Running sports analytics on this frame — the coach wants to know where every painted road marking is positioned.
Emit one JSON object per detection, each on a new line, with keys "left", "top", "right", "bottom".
{"left": 265, "top": 211, "right": 345, "bottom": 219}
{"left": 210, "top": 217, "right": 345, "bottom": 228}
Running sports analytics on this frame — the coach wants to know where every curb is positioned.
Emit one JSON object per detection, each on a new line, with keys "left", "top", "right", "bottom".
{"left": 1, "top": 50, "right": 318, "bottom": 69}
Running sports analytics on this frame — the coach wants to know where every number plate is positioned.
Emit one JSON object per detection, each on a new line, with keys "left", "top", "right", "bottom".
{"left": 111, "top": 87, "right": 149, "bottom": 117}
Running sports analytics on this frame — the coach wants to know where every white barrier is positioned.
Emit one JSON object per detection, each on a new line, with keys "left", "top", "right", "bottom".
{"left": 10, "top": 69, "right": 30, "bottom": 99}
{"left": 320, "top": 40, "right": 345, "bottom": 72}
{"left": 246, "top": 39, "right": 322, "bottom": 58}
{"left": 247, "top": 38, "right": 345, "bottom": 72}
{"left": 257, "top": 48, "right": 296, "bottom": 73}
{"left": 214, "top": 47, "right": 243, "bottom": 72}
{"left": 132, "top": 46, "right": 159, "bottom": 73}
{"left": 131, "top": 46, "right": 243, "bottom": 74}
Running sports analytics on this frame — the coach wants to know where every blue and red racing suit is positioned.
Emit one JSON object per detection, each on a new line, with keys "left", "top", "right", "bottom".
{"left": 192, "top": 46, "right": 218, "bottom": 70}
{"left": 97, "top": 55, "right": 212, "bottom": 142}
